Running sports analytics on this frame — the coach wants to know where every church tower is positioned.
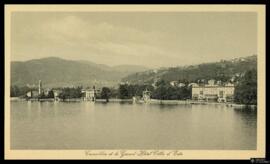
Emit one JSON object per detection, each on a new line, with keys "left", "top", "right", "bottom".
{"left": 38, "top": 80, "right": 42, "bottom": 95}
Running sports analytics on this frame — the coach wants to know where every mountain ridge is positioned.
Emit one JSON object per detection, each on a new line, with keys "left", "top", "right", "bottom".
{"left": 121, "top": 55, "right": 257, "bottom": 85}
{"left": 11, "top": 57, "right": 149, "bottom": 88}
{"left": 11, "top": 55, "right": 257, "bottom": 88}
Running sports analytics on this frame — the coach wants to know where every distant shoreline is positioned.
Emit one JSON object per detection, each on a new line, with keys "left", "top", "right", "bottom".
{"left": 10, "top": 97, "right": 257, "bottom": 108}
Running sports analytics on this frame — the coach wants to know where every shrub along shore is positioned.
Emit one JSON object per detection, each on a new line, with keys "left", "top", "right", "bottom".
{"left": 10, "top": 97, "right": 257, "bottom": 109}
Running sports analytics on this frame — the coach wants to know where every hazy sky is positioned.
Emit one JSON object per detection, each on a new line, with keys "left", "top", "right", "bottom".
{"left": 11, "top": 12, "right": 257, "bottom": 68}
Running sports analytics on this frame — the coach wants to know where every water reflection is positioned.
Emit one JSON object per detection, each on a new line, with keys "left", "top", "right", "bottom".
{"left": 233, "top": 107, "right": 257, "bottom": 127}
{"left": 11, "top": 101, "right": 257, "bottom": 150}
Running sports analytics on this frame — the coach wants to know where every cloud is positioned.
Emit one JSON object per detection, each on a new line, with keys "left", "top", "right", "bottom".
{"left": 12, "top": 15, "right": 191, "bottom": 67}
{"left": 12, "top": 13, "right": 256, "bottom": 67}
{"left": 34, "top": 15, "right": 171, "bottom": 57}
{"left": 11, "top": 14, "right": 183, "bottom": 67}
{"left": 13, "top": 16, "right": 180, "bottom": 66}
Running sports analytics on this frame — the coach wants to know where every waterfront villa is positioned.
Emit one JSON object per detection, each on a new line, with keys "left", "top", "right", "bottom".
{"left": 26, "top": 90, "right": 39, "bottom": 98}
{"left": 192, "top": 81, "right": 235, "bottom": 102}
{"left": 81, "top": 86, "right": 100, "bottom": 101}
{"left": 26, "top": 80, "right": 44, "bottom": 98}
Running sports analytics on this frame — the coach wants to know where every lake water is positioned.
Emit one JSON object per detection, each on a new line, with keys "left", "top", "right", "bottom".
{"left": 10, "top": 101, "right": 257, "bottom": 150}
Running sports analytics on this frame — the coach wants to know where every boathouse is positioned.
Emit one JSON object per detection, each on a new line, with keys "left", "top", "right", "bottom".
{"left": 142, "top": 89, "right": 151, "bottom": 102}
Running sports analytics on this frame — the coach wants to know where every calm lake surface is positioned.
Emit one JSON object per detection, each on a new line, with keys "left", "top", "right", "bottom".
{"left": 11, "top": 101, "right": 257, "bottom": 150}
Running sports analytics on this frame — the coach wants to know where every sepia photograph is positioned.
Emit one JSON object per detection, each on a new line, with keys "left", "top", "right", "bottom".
{"left": 4, "top": 5, "right": 266, "bottom": 159}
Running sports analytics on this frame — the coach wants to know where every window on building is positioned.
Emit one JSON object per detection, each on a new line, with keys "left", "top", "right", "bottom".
{"left": 200, "top": 91, "right": 203, "bottom": 95}
{"left": 219, "top": 91, "right": 224, "bottom": 97}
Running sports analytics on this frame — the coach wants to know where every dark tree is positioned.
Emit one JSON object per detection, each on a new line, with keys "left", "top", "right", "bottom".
{"left": 58, "top": 86, "right": 83, "bottom": 100}
{"left": 118, "top": 84, "right": 130, "bottom": 99}
{"left": 38, "top": 92, "right": 46, "bottom": 100}
{"left": 155, "top": 80, "right": 166, "bottom": 87}
{"left": 151, "top": 85, "right": 168, "bottom": 100}
{"left": 58, "top": 92, "right": 66, "bottom": 101}
{"left": 100, "top": 87, "right": 111, "bottom": 102}
{"left": 110, "top": 88, "right": 119, "bottom": 98}
{"left": 10, "top": 85, "right": 32, "bottom": 97}
{"left": 46, "top": 90, "right": 55, "bottom": 98}
{"left": 234, "top": 69, "right": 257, "bottom": 105}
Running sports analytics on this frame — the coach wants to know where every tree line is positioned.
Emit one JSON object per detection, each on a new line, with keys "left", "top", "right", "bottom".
{"left": 10, "top": 69, "right": 257, "bottom": 105}
{"left": 123, "top": 55, "right": 257, "bottom": 85}
{"left": 117, "top": 81, "right": 191, "bottom": 100}
{"left": 234, "top": 69, "right": 257, "bottom": 105}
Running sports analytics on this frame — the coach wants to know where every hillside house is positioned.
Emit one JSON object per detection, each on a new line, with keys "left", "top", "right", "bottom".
{"left": 170, "top": 81, "right": 178, "bottom": 87}
{"left": 178, "top": 83, "right": 186, "bottom": 88}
